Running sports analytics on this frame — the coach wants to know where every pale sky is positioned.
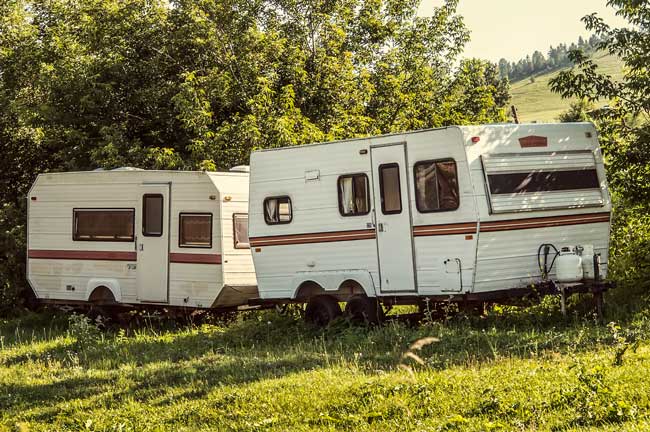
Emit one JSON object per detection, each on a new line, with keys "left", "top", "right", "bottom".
{"left": 418, "top": 0, "right": 628, "bottom": 62}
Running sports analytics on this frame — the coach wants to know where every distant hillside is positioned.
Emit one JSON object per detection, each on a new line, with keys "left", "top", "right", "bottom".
{"left": 510, "top": 52, "right": 624, "bottom": 123}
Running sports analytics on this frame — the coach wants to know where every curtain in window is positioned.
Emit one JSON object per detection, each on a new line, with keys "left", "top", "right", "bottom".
{"left": 180, "top": 215, "right": 211, "bottom": 246}
{"left": 234, "top": 215, "right": 249, "bottom": 247}
{"left": 415, "top": 163, "right": 438, "bottom": 211}
{"left": 265, "top": 199, "right": 278, "bottom": 222}
{"left": 437, "top": 162, "right": 459, "bottom": 209}
{"left": 340, "top": 177, "right": 354, "bottom": 214}
{"left": 353, "top": 176, "right": 368, "bottom": 213}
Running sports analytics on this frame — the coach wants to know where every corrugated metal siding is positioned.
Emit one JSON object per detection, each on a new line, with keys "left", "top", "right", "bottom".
{"left": 209, "top": 173, "right": 257, "bottom": 289}
{"left": 459, "top": 123, "right": 612, "bottom": 294}
{"left": 27, "top": 171, "right": 250, "bottom": 308}
{"left": 482, "top": 151, "right": 604, "bottom": 213}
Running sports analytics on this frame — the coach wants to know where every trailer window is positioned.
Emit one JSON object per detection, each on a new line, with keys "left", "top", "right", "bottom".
{"left": 414, "top": 159, "right": 459, "bottom": 212}
{"left": 233, "top": 213, "right": 249, "bottom": 248}
{"left": 264, "top": 196, "right": 292, "bottom": 224}
{"left": 143, "top": 194, "right": 164, "bottom": 237}
{"left": 379, "top": 163, "right": 402, "bottom": 214}
{"left": 487, "top": 170, "right": 600, "bottom": 194}
{"left": 73, "top": 209, "right": 135, "bottom": 242}
{"left": 179, "top": 213, "right": 212, "bottom": 248}
{"left": 338, "top": 174, "right": 370, "bottom": 216}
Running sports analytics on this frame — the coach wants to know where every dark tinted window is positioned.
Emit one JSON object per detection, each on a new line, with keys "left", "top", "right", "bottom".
{"left": 143, "top": 194, "right": 163, "bottom": 236}
{"left": 338, "top": 174, "right": 370, "bottom": 216}
{"left": 379, "top": 163, "right": 402, "bottom": 215}
{"left": 414, "top": 159, "right": 459, "bottom": 212}
{"left": 73, "top": 209, "right": 134, "bottom": 242}
{"left": 487, "top": 169, "right": 600, "bottom": 194}
{"left": 264, "top": 196, "right": 292, "bottom": 224}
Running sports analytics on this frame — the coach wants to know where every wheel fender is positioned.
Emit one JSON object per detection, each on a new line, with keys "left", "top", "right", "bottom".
{"left": 86, "top": 279, "right": 122, "bottom": 302}
{"left": 291, "top": 270, "right": 378, "bottom": 298}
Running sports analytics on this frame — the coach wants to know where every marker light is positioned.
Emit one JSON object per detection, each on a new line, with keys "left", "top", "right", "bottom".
{"left": 471, "top": 137, "right": 481, "bottom": 143}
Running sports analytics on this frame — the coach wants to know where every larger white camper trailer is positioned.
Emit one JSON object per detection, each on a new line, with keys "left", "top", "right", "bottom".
{"left": 248, "top": 123, "right": 613, "bottom": 324}
{"left": 27, "top": 169, "right": 256, "bottom": 312}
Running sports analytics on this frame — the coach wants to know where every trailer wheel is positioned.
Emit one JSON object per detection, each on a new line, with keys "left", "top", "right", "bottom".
{"left": 304, "top": 295, "right": 342, "bottom": 326}
{"left": 345, "top": 295, "right": 384, "bottom": 325}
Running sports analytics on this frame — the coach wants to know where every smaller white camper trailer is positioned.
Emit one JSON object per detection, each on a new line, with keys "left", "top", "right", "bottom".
{"left": 27, "top": 169, "right": 256, "bottom": 312}
{"left": 248, "top": 123, "right": 613, "bottom": 324}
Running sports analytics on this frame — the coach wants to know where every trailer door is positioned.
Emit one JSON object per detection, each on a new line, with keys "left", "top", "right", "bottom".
{"left": 136, "top": 183, "right": 170, "bottom": 303}
{"left": 371, "top": 144, "right": 417, "bottom": 293}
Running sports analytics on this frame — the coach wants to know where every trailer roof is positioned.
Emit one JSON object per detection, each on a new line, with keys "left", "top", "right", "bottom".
{"left": 251, "top": 122, "right": 594, "bottom": 153}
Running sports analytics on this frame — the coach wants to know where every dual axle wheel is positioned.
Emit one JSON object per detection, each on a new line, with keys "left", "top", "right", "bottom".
{"left": 304, "top": 295, "right": 385, "bottom": 326}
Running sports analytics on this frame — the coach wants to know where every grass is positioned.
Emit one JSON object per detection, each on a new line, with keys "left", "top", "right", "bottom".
{"left": 1, "top": 295, "right": 650, "bottom": 431}
{"left": 511, "top": 52, "right": 625, "bottom": 123}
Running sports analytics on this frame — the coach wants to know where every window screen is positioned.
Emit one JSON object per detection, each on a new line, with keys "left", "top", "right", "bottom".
{"left": 73, "top": 209, "right": 134, "bottom": 242}
{"left": 143, "top": 194, "right": 163, "bottom": 236}
{"left": 379, "top": 163, "right": 402, "bottom": 214}
{"left": 338, "top": 174, "right": 370, "bottom": 216}
{"left": 233, "top": 213, "right": 249, "bottom": 249}
{"left": 179, "top": 213, "right": 212, "bottom": 248}
{"left": 264, "top": 196, "right": 292, "bottom": 224}
{"left": 487, "top": 170, "right": 600, "bottom": 194}
{"left": 414, "top": 159, "right": 459, "bottom": 212}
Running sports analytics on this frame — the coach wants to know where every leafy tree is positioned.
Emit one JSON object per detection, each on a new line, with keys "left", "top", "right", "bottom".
{"left": 0, "top": 0, "right": 511, "bottom": 311}
{"left": 550, "top": 0, "right": 650, "bottom": 205}
{"left": 557, "top": 99, "right": 596, "bottom": 123}
{"left": 551, "top": 0, "right": 650, "bottom": 298}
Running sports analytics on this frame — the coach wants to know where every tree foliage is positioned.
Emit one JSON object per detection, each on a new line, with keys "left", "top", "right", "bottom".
{"left": 550, "top": 0, "right": 650, "bottom": 205}
{"left": 0, "top": 0, "right": 510, "bottom": 310}
{"left": 498, "top": 34, "right": 605, "bottom": 82}
{"left": 553, "top": 0, "right": 650, "bottom": 298}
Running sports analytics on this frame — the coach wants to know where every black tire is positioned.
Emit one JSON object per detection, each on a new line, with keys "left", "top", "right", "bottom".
{"left": 344, "top": 295, "right": 385, "bottom": 325}
{"left": 304, "top": 295, "right": 342, "bottom": 326}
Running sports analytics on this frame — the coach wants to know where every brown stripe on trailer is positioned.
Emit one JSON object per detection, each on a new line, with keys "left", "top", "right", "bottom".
{"left": 28, "top": 249, "right": 137, "bottom": 261}
{"left": 169, "top": 253, "right": 222, "bottom": 264}
{"left": 249, "top": 229, "right": 376, "bottom": 247}
{"left": 480, "top": 212, "right": 611, "bottom": 233}
{"left": 413, "top": 222, "right": 477, "bottom": 237}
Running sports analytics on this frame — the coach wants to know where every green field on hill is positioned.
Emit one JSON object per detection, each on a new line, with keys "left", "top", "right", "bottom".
{"left": 511, "top": 53, "right": 625, "bottom": 124}
{"left": 2, "top": 300, "right": 650, "bottom": 431}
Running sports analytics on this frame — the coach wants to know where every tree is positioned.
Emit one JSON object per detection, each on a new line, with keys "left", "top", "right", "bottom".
{"left": 550, "top": 0, "right": 650, "bottom": 296}
{"left": 550, "top": 0, "right": 650, "bottom": 205}
{"left": 498, "top": 58, "right": 510, "bottom": 78}
{"left": 0, "top": 0, "right": 511, "bottom": 310}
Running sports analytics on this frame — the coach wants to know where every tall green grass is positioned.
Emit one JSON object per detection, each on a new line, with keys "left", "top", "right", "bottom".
{"left": 1, "top": 296, "right": 649, "bottom": 431}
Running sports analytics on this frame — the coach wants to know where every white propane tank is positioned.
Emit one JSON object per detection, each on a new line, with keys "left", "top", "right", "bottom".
{"left": 581, "top": 244, "right": 596, "bottom": 280}
{"left": 556, "top": 247, "right": 584, "bottom": 282}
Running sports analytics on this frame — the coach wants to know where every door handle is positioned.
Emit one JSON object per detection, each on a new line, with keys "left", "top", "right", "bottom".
{"left": 377, "top": 223, "right": 385, "bottom": 232}
{"left": 139, "top": 244, "right": 144, "bottom": 251}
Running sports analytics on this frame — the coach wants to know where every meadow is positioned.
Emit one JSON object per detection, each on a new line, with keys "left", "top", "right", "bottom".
{"left": 1, "top": 295, "right": 649, "bottom": 431}
{"left": 510, "top": 52, "right": 624, "bottom": 123}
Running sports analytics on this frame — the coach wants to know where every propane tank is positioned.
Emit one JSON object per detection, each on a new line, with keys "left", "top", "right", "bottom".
{"left": 556, "top": 246, "right": 583, "bottom": 282}
{"left": 580, "top": 244, "right": 596, "bottom": 280}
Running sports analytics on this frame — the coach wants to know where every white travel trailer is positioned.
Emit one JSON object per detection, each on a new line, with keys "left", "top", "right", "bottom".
{"left": 248, "top": 123, "right": 613, "bottom": 324}
{"left": 27, "top": 169, "right": 256, "bottom": 313}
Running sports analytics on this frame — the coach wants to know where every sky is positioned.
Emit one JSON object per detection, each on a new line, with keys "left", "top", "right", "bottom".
{"left": 417, "top": 0, "right": 628, "bottom": 62}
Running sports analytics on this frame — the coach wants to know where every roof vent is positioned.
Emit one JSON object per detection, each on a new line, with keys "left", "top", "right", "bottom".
{"left": 229, "top": 165, "right": 250, "bottom": 173}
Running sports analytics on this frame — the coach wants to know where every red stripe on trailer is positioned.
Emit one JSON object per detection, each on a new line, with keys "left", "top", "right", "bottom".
{"left": 413, "top": 222, "right": 477, "bottom": 237}
{"left": 480, "top": 212, "right": 611, "bottom": 233}
{"left": 28, "top": 249, "right": 137, "bottom": 261}
{"left": 169, "top": 253, "right": 222, "bottom": 264}
{"left": 249, "top": 229, "right": 376, "bottom": 247}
